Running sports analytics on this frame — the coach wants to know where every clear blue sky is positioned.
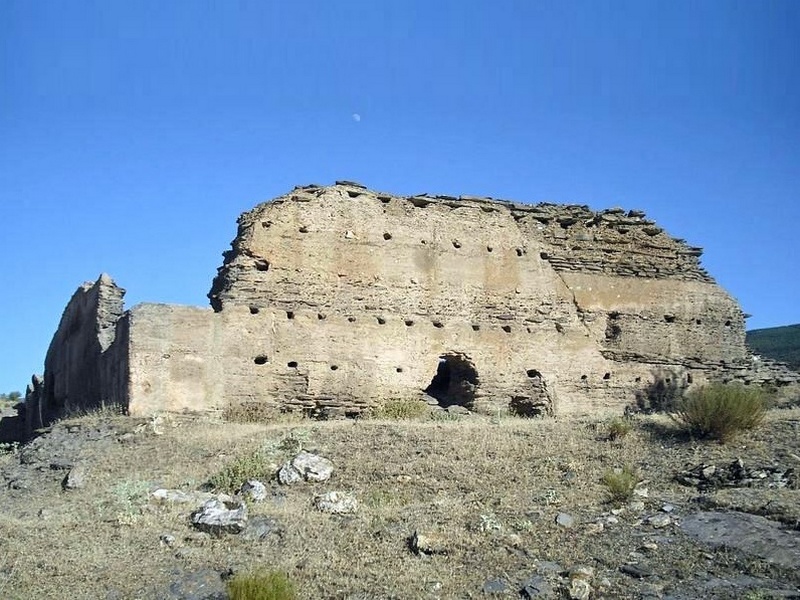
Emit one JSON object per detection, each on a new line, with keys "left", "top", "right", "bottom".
{"left": 1, "top": 1, "right": 798, "bottom": 393}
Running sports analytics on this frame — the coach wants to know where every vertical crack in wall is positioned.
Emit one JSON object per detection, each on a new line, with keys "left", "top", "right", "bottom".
{"left": 551, "top": 268, "right": 593, "bottom": 338}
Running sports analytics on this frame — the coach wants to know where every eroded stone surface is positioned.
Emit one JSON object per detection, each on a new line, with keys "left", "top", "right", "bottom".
{"left": 680, "top": 510, "right": 800, "bottom": 570}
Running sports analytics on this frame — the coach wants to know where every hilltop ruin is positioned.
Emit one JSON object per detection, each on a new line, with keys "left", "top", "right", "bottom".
{"left": 23, "top": 182, "right": 796, "bottom": 431}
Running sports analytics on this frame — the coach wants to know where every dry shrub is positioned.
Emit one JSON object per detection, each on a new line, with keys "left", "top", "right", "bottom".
{"left": 673, "top": 383, "right": 766, "bottom": 442}
{"left": 223, "top": 402, "right": 282, "bottom": 424}
{"left": 227, "top": 570, "right": 296, "bottom": 600}
{"left": 607, "top": 417, "right": 632, "bottom": 441}
{"left": 601, "top": 466, "right": 639, "bottom": 503}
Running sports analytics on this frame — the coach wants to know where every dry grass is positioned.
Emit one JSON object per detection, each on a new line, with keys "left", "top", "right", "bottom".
{"left": 365, "top": 399, "right": 432, "bottom": 420}
{"left": 0, "top": 408, "right": 798, "bottom": 598}
{"left": 601, "top": 465, "right": 639, "bottom": 503}
{"left": 227, "top": 570, "right": 296, "bottom": 600}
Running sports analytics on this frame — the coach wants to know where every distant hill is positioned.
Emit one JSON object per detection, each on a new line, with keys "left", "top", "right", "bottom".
{"left": 746, "top": 323, "right": 800, "bottom": 371}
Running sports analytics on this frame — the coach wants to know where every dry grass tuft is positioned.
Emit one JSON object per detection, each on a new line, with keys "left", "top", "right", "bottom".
{"left": 601, "top": 465, "right": 639, "bottom": 504}
{"left": 606, "top": 417, "right": 633, "bottom": 441}
{"left": 227, "top": 570, "right": 296, "bottom": 600}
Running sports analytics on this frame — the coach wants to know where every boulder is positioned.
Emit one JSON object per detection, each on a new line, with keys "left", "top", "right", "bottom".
{"left": 278, "top": 451, "right": 333, "bottom": 485}
{"left": 191, "top": 497, "right": 247, "bottom": 535}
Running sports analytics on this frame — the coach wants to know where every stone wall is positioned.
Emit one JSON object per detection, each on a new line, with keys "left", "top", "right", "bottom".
{"left": 24, "top": 274, "right": 128, "bottom": 433}
{"left": 26, "top": 182, "right": 797, "bottom": 425}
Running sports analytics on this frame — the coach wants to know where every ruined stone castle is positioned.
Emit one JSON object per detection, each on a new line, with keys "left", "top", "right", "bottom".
{"left": 24, "top": 181, "right": 791, "bottom": 431}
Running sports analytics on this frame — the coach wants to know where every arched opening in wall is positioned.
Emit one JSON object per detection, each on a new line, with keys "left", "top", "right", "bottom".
{"left": 423, "top": 353, "right": 479, "bottom": 408}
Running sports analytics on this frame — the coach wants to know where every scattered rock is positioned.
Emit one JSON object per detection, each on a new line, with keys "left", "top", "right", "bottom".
{"left": 240, "top": 479, "right": 267, "bottom": 502}
{"left": 629, "top": 501, "right": 646, "bottom": 512}
{"left": 568, "top": 565, "right": 594, "bottom": 581}
{"left": 191, "top": 497, "right": 247, "bottom": 535}
{"left": 163, "top": 568, "right": 227, "bottom": 600}
{"left": 314, "top": 491, "right": 358, "bottom": 515}
{"left": 568, "top": 578, "right": 592, "bottom": 600}
{"left": 62, "top": 463, "right": 87, "bottom": 490}
{"left": 620, "top": 563, "right": 655, "bottom": 579}
{"left": 411, "top": 530, "right": 448, "bottom": 555}
{"left": 647, "top": 513, "right": 672, "bottom": 529}
{"left": 677, "top": 458, "right": 795, "bottom": 491}
{"left": 151, "top": 489, "right": 215, "bottom": 505}
{"left": 555, "top": 512, "right": 575, "bottom": 528}
{"left": 534, "top": 560, "right": 563, "bottom": 575}
{"left": 520, "top": 575, "right": 554, "bottom": 598}
{"left": 160, "top": 534, "right": 177, "bottom": 548}
{"left": 241, "top": 516, "right": 280, "bottom": 541}
{"left": 482, "top": 578, "right": 507, "bottom": 594}
{"left": 641, "top": 541, "right": 659, "bottom": 553}
{"left": 278, "top": 451, "right": 334, "bottom": 484}
{"left": 583, "top": 521, "right": 604, "bottom": 535}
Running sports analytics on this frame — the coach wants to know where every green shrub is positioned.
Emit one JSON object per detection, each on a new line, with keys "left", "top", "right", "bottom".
{"left": 606, "top": 417, "right": 632, "bottom": 441}
{"left": 227, "top": 570, "right": 296, "bottom": 600}
{"left": 673, "top": 383, "right": 766, "bottom": 442}
{"left": 367, "top": 400, "right": 430, "bottom": 420}
{"left": 601, "top": 466, "right": 639, "bottom": 503}
{"left": 208, "top": 449, "right": 274, "bottom": 492}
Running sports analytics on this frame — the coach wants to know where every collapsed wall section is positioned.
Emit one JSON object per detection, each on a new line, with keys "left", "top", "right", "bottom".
{"left": 25, "top": 274, "right": 128, "bottom": 432}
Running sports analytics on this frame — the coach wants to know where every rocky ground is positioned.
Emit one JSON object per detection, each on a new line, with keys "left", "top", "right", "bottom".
{"left": 0, "top": 406, "right": 799, "bottom": 599}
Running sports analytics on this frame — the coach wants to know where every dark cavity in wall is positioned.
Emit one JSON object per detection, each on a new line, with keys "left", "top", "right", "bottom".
{"left": 605, "top": 312, "right": 622, "bottom": 341}
{"left": 424, "top": 353, "right": 479, "bottom": 408}
{"left": 509, "top": 369, "right": 553, "bottom": 417}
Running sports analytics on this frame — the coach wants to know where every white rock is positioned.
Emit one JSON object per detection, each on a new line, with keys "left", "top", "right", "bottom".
{"left": 191, "top": 497, "right": 248, "bottom": 534}
{"left": 569, "top": 578, "right": 592, "bottom": 600}
{"left": 411, "top": 530, "right": 448, "bottom": 555}
{"left": 63, "top": 464, "right": 87, "bottom": 490}
{"left": 648, "top": 513, "right": 672, "bottom": 529}
{"left": 278, "top": 451, "right": 334, "bottom": 485}
{"left": 277, "top": 463, "right": 303, "bottom": 485}
{"left": 240, "top": 479, "right": 267, "bottom": 502}
{"left": 315, "top": 491, "right": 358, "bottom": 514}
{"left": 556, "top": 512, "right": 576, "bottom": 528}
